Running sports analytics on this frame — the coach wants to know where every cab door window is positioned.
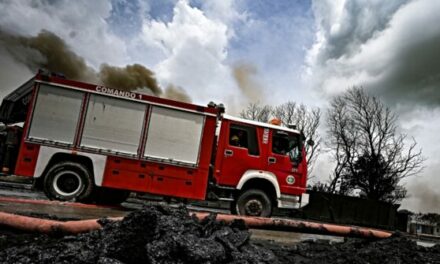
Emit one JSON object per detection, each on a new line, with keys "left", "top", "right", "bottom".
{"left": 229, "top": 124, "right": 259, "bottom": 156}
{"left": 272, "top": 130, "right": 300, "bottom": 161}
{"left": 272, "top": 133, "right": 289, "bottom": 155}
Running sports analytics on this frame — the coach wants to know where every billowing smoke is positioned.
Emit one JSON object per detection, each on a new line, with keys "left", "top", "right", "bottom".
{"left": 414, "top": 185, "right": 440, "bottom": 213}
{"left": 163, "top": 85, "right": 192, "bottom": 103}
{"left": 405, "top": 182, "right": 440, "bottom": 214}
{"left": 99, "top": 64, "right": 161, "bottom": 95}
{"left": 0, "top": 29, "right": 190, "bottom": 101}
{"left": 0, "top": 29, "right": 96, "bottom": 83}
{"left": 232, "top": 63, "right": 264, "bottom": 103}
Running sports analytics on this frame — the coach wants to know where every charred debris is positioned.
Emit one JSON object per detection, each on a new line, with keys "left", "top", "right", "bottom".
{"left": 0, "top": 205, "right": 439, "bottom": 264}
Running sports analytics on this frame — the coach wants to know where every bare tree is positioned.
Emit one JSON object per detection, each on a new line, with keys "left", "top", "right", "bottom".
{"left": 272, "top": 102, "right": 321, "bottom": 173}
{"left": 326, "top": 95, "right": 357, "bottom": 194}
{"left": 327, "top": 87, "right": 425, "bottom": 203}
{"left": 240, "top": 101, "right": 321, "bottom": 174}
{"left": 239, "top": 102, "right": 272, "bottom": 123}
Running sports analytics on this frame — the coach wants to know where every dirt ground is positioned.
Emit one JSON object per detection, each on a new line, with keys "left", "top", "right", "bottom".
{"left": 0, "top": 204, "right": 439, "bottom": 264}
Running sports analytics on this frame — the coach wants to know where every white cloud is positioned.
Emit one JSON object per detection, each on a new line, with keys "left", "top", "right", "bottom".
{"left": 141, "top": 0, "right": 238, "bottom": 106}
{"left": 307, "top": 0, "right": 409, "bottom": 67}
{"left": 199, "top": 0, "right": 247, "bottom": 39}
{"left": 306, "top": 0, "right": 440, "bottom": 103}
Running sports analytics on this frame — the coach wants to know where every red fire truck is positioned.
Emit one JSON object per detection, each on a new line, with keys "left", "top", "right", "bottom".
{"left": 0, "top": 70, "right": 310, "bottom": 217}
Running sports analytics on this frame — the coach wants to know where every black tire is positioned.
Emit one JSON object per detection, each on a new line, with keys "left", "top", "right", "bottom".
{"left": 230, "top": 201, "right": 238, "bottom": 215}
{"left": 43, "top": 161, "right": 94, "bottom": 202}
{"left": 235, "top": 189, "right": 272, "bottom": 217}
{"left": 92, "top": 187, "right": 131, "bottom": 205}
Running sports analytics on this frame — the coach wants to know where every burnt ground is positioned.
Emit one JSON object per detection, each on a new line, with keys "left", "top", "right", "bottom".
{"left": 0, "top": 205, "right": 439, "bottom": 264}
{"left": 0, "top": 205, "right": 277, "bottom": 264}
{"left": 256, "top": 234, "right": 440, "bottom": 264}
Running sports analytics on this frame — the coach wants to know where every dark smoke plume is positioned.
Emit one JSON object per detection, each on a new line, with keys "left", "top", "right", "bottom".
{"left": 0, "top": 29, "right": 190, "bottom": 101}
{"left": 100, "top": 64, "right": 161, "bottom": 95}
{"left": 0, "top": 29, "right": 96, "bottom": 83}
{"left": 406, "top": 182, "right": 440, "bottom": 213}
{"left": 163, "top": 84, "right": 192, "bottom": 103}
{"left": 232, "top": 63, "right": 263, "bottom": 103}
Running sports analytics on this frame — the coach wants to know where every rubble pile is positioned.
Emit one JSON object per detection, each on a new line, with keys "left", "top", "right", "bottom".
{"left": 258, "top": 233, "right": 440, "bottom": 264}
{"left": 0, "top": 205, "right": 277, "bottom": 264}
{"left": 0, "top": 205, "right": 439, "bottom": 264}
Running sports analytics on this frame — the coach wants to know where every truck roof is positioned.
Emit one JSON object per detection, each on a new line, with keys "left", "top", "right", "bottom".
{"left": 223, "top": 114, "right": 301, "bottom": 134}
{"left": 33, "top": 73, "right": 220, "bottom": 116}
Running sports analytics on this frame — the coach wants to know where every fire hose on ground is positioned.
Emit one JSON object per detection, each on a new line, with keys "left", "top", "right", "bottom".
{"left": 0, "top": 210, "right": 392, "bottom": 239}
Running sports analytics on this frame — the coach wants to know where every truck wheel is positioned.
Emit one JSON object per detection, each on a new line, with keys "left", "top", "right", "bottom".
{"left": 92, "top": 187, "right": 131, "bottom": 205}
{"left": 235, "top": 189, "right": 272, "bottom": 217}
{"left": 43, "top": 161, "right": 94, "bottom": 202}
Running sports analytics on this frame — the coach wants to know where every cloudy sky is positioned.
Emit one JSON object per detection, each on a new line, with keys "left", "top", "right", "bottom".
{"left": 0, "top": 0, "right": 439, "bottom": 212}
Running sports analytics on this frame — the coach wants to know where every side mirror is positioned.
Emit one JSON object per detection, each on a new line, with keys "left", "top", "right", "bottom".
{"left": 307, "top": 139, "right": 315, "bottom": 146}
{"left": 288, "top": 148, "right": 302, "bottom": 165}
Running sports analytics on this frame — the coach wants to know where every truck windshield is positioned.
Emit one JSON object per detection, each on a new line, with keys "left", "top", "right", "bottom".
{"left": 272, "top": 131, "right": 301, "bottom": 162}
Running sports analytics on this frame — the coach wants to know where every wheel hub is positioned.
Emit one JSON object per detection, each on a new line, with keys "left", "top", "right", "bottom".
{"left": 53, "top": 172, "right": 82, "bottom": 196}
{"left": 244, "top": 199, "right": 264, "bottom": 216}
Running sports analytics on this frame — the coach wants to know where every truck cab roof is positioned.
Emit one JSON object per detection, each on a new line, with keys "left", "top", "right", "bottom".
{"left": 222, "top": 114, "right": 301, "bottom": 134}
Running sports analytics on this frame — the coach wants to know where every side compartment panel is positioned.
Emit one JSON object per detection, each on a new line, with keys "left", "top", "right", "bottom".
{"left": 146, "top": 163, "right": 209, "bottom": 199}
{"left": 81, "top": 94, "right": 146, "bottom": 155}
{"left": 149, "top": 175, "right": 196, "bottom": 199}
{"left": 28, "top": 85, "right": 84, "bottom": 144}
{"left": 101, "top": 156, "right": 151, "bottom": 192}
{"left": 144, "top": 106, "right": 205, "bottom": 165}
{"left": 14, "top": 143, "right": 40, "bottom": 177}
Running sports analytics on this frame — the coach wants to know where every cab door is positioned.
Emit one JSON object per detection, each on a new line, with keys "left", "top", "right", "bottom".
{"left": 214, "top": 120, "right": 263, "bottom": 186}
{"left": 266, "top": 130, "right": 304, "bottom": 195}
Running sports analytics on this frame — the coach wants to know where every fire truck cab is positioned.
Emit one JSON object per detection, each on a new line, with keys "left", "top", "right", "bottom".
{"left": 212, "top": 115, "right": 308, "bottom": 216}
{"left": 0, "top": 70, "right": 309, "bottom": 217}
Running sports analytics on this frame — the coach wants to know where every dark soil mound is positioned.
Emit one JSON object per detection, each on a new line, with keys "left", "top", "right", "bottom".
{"left": 0, "top": 205, "right": 277, "bottom": 264}
{"left": 0, "top": 205, "right": 439, "bottom": 264}
{"left": 257, "top": 233, "right": 440, "bottom": 264}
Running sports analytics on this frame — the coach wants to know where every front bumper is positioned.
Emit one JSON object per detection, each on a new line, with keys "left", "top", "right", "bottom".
{"left": 277, "top": 193, "right": 309, "bottom": 209}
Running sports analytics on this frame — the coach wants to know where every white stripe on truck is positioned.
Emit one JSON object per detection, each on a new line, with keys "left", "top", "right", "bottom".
{"left": 34, "top": 146, "right": 107, "bottom": 186}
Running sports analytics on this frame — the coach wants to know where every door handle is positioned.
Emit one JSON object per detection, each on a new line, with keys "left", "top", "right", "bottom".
{"left": 268, "top": 157, "right": 276, "bottom": 164}
{"left": 225, "top": 149, "right": 233, "bottom": 157}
